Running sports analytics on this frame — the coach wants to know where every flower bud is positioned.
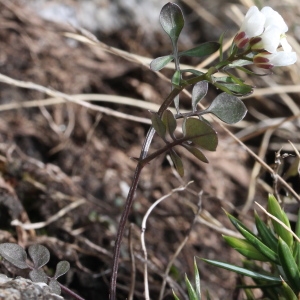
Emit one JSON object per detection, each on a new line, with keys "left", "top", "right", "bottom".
{"left": 254, "top": 51, "right": 297, "bottom": 69}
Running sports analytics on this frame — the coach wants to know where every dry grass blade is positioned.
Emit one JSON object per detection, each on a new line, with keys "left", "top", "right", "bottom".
{"left": 0, "top": 73, "right": 151, "bottom": 124}
{"left": 11, "top": 199, "right": 86, "bottom": 230}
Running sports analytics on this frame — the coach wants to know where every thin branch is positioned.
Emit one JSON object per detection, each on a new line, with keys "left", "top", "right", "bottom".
{"left": 140, "top": 182, "right": 194, "bottom": 300}
{"left": 159, "top": 191, "right": 202, "bottom": 300}
{"left": 11, "top": 199, "right": 86, "bottom": 230}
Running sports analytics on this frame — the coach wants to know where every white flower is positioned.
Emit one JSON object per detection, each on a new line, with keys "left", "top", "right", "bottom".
{"left": 253, "top": 51, "right": 297, "bottom": 69}
{"left": 261, "top": 7, "right": 288, "bottom": 33}
{"left": 234, "top": 6, "right": 265, "bottom": 48}
{"left": 235, "top": 6, "right": 292, "bottom": 53}
{"left": 240, "top": 6, "right": 265, "bottom": 38}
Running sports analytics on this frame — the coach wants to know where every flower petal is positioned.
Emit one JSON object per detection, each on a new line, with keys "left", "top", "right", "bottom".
{"left": 240, "top": 6, "right": 265, "bottom": 37}
{"left": 280, "top": 36, "right": 292, "bottom": 52}
{"left": 261, "top": 6, "right": 288, "bottom": 33}
{"left": 268, "top": 51, "right": 297, "bottom": 66}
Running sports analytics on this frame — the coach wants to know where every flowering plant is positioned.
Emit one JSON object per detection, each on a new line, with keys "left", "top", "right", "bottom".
{"left": 109, "top": 3, "right": 298, "bottom": 300}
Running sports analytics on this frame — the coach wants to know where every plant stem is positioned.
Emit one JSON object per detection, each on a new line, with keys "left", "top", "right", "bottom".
{"left": 59, "top": 282, "right": 86, "bottom": 300}
{"left": 109, "top": 70, "right": 215, "bottom": 300}
{"left": 109, "top": 87, "right": 184, "bottom": 300}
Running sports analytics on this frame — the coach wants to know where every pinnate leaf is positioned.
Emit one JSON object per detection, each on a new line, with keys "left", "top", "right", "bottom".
{"left": 159, "top": 3, "right": 184, "bottom": 44}
{"left": 150, "top": 55, "right": 174, "bottom": 71}
{"left": 213, "top": 81, "right": 253, "bottom": 96}
{"left": 162, "top": 109, "right": 177, "bottom": 137}
{"left": 170, "top": 149, "right": 184, "bottom": 177}
{"left": 205, "top": 93, "right": 247, "bottom": 124}
{"left": 151, "top": 112, "right": 166, "bottom": 139}
{"left": 179, "top": 42, "right": 220, "bottom": 58}
{"left": 192, "top": 81, "right": 208, "bottom": 112}
{"left": 172, "top": 70, "right": 181, "bottom": 87}
{"left": 183, "top": 144, "right": 208, "bottom": 163}
{"left": 183, "top": 118, "right": 217, "bottom": 151}
{"left": 0, "top": 243, "right": 28, "bottom": 269}
{"left": 28, "top": 244, "right": 50, "bottom": 269}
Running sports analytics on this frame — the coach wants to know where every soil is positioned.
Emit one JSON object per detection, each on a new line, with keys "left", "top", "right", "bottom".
{"left": 0, "top": 1, "right": 299, "bottom": 300}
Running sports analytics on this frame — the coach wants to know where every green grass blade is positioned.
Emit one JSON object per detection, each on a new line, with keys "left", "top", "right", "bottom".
{"left": 185, "top": 274, "right": 197, "bottom": 300}
{"left": 278, "top": 238, "right": 300, "bottom": 293}
{"left": 268, "top": 194, "right": 293, "bottom": 248}
{"left": 202, "top": 259, "right": 281, "bottom": 282}
{"left": 235, "top": 223, "right": 279, "bottom": 263}
{"left": 223, "top": 236, "right": 269, "bottom": 261}
{"left": 193, "top": 258, "right": 201, "bottom": 300}
{"left": 281, "top": 280, "right": 298, "bottom": 300}
{"left": 254, "top": 211, "right": 278, "bottom": 251}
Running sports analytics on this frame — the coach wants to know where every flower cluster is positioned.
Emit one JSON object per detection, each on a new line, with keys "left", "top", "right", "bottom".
{"left": 234, "top": 6, "right": 297, "bottom": 69}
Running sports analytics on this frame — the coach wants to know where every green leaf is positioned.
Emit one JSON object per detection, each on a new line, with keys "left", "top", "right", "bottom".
{"left": 194, "top": 258, "right": 201, "bottom": 300}
{"left": 224, "top": 71, "right": 245, "bottom": 85}
{"left": 160, "top": 3, "right": 184, "bottom": 44}
{"left": 185, "top": 273, "right": 197, "bottom": 300}
{"left": 162, "top": 109, "right": 177, "bottom": 137}
{"left": 281, "top": 280, "right": 298, "bottom": 300}
{"left": 170, "top": 149, "right": 184, "bottom": 177}
{"left": 151, "top": 112, "right": 166, "bottom": 139}
{"left": 182, "top": 144, "right": 208, "bottom": 163}
{"left": 192, "top": 81, "right": 208, "bottom": 112}
{"left": 202, "top": 259, "right": 281, "bottom": 282}
{"left": 255, "top": 211, "right": 278, "bottom": 252}
{"left": 226, "top": 59, "right": 253, "bottom": 69}
{"left": 292, "top": 241, "right": 300, "bottom": 271}
{"left": 214, "top": 76, "right": 236, "bottom": 83}
{"left": 0, "top": 243, "right": 28, "bottom": 269}
{"left": 183, "top": 118, "right": 218, "bottom": 151}
{"left": 214, "top": 82, "right": 253, "bottom": 96}
{"left": 181, "top": 69, "right": 204, "bottom": 77}
{"left": 278, "top": 238, "right": 300, "bottom": 292}
{"left": 172, "top": 70, "right": 181, "bottom": 87}
{"left": 244, "top": 286, "right": 255, "bottom": 300}
{"left": 205, "top": 93, "right": 247, "bottom": 124}
{"left": 28, "top": 244, "right": 50, "bottom": 269}
{"left": 226, "top": 212, "right": 279, "bottom": 263}
{"left": 268, "top": 194, "right": 293, "bottom": 248}
{"left": 179, "top": 42, "right": 220, "bottom": 58}
{"left": 223, "top": 236, "right": 270, "bottom": 261}
{"left": 54, "top": 261, "right": 70, "bottom": 279}
{"left": 150, "top": 55, "right": 174, "bottom": 71}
